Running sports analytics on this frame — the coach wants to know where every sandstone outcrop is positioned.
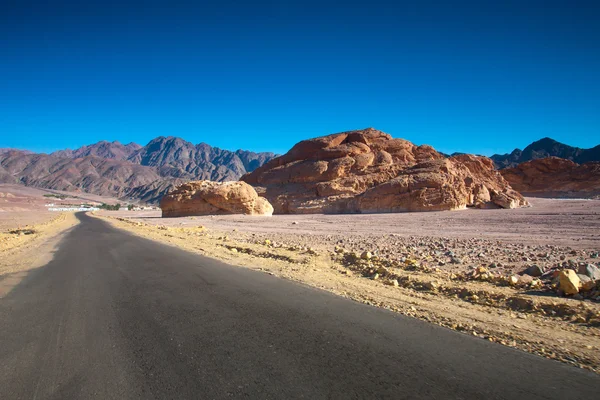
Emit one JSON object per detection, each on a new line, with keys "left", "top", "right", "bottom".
{"left": 241, "top": 128, "right": 528, "bottom": 214}
{"left": 501, "top": 157, "right": 600, "bottom": 198}
{"left": 160, "top": 181, "right": 273, "bottom": 217}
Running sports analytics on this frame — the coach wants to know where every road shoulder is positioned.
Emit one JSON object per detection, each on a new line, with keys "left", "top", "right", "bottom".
{"left": 0, "top": 213, "right": 79, "bottom": 297}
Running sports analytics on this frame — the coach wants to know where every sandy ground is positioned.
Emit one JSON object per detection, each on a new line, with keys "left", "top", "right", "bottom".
{"left": 0, "top": 183, "right": 124, "bottom": 206}
{"left": 0, "top": 213, "right": 79, "bottom": 297}
{"left": 103, "top": 197, "right": 600, "bottom": 278}
{"left": 107, "top": 197, "right": 600, "bottom": 249}
{"left": 97, "top": 198, "right": 600, "bottom": 373}
{"left": 0, "top": 184, "right": 122, "bottom": 230}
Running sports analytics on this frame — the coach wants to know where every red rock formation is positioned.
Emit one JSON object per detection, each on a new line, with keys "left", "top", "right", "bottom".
{"left": 242, "top": 128, "right": 528, "bottom": 214}
{"left": 501, "top": 157, "right": 600, "bottom": 198}
{"left": 160, "top": 181, "right": 274, "bottom": 217}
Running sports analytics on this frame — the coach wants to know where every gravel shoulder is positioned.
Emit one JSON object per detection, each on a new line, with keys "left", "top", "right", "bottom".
{"left": 96, "top": 199, "right": 600, "bottom": 373}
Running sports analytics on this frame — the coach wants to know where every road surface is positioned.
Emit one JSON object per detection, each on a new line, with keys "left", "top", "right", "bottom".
{"left": 0, "top": 213, "right": 598, "bottom": 399}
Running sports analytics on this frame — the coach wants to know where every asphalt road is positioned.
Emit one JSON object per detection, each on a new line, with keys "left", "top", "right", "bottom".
{"left": 0, "top": 213, "right": 598, "bottom": 399}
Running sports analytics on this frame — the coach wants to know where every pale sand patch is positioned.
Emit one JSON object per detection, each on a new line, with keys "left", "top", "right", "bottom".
{"left": 0, "top": 213, "right": 79, "bottom": 297}
{"left": 97, "top": 212, "right": 600, "bottom": 373}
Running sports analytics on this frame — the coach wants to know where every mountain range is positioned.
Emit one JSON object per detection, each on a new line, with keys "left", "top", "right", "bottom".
{"left": 1, "top": 135, "right": 598, "bottom": 203}
{"left": 490, "top": 138, "right": 600, "bottom": 169}
{"left": 0, "top": 137, "right": 276, "bottom": 203}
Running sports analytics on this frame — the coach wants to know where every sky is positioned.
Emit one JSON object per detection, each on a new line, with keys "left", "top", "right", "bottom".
{"left": 0, "top": 0, "right": 599, "bottom": 156}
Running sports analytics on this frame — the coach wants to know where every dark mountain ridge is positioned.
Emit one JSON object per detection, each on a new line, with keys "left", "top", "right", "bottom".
{"left": 491, "top": 137, "right": 600, "bottom": 169}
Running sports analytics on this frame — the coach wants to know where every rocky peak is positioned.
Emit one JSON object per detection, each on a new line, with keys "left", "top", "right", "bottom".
{"left": 52, "top": 140, "right": 142, "bottom": 161}
{"left": 242, "top": 128, "right": 527, "bottom": 214}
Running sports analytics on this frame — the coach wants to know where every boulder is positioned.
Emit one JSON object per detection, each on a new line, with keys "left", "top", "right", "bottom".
{"left": 160, "top": 181, "right": 274, "bottom": 217}
{"left": 522, "top": 265, "right": 544, "bottom": 277}
{"left": 518, "top": 274, "right": 534, "bottom": 285}
{"left": 242, "top": 128, "right": 528, "bottom": 214}
{"left": 577, "top": 274, "right": 595, "bottom": 291}
{"left": 578, "top": 264, "right": 600, "bottom": 281}
{"left": 558, "top": 270, "right": 581, "bottom": 295}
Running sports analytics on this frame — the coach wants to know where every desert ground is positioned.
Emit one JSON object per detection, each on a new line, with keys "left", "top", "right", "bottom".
{"left": 0, "top": 183, "right": 122, "bottom": 230}
{"left": 0, "top": 212, "right": 79, "bottom": 296}
{"left": 104, "top": 197, "right": 600, "bottom": 260}
{"left": 97, "top": 197, "right": 600, "bottom": 373}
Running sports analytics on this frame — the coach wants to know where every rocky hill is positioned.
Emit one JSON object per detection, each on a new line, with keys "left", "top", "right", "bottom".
{"left": 52, "top": 141, "right": 142, "bottom": 160}
{"left": 242, "top": 128, "right": 527, "bottom": 214}
{"left": 53, "top": 136, "right": 277, "bottom": 181}
{"left": 491, "top": 138, "right": 600, "bottom": 169}
{"left": 0, "top": 150, "right": 180, "bottom": 203}
{"left": 127, "top": 136, "right": 276, "bottom": 181}
{"left": 0, "top": 148, "right": 32, "bottom": 155}
{"left": 0, "top": 137, "right": 276, "bottom": 203}
{"left": 501, "top": 157, "right": 600, "bottom": 198}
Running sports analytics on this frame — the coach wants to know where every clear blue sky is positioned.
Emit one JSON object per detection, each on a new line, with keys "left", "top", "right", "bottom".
{"left": 1, "top": 0, "right": 598, "bottom": 155}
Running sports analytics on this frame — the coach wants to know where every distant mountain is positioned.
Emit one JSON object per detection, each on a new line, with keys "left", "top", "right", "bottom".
{"left": 53, "top": 136, "right": 277, "bottom": 182}
{"left": 0, "top": 137, "right": 277, "bottom": 203}
{"left": 52, "top": 141, "right": 142, "bottom": 160}
{"left": 127, "top": 136, "right": 275, "bottom": 181}
{"left": 0, "top": 148, "right": 32, "bottom": 155}
{"left": 0, "top": 150, "right": 180, "bottom": 203}
{"left": 491, "top": 138, "right": 600, "bottom": 169}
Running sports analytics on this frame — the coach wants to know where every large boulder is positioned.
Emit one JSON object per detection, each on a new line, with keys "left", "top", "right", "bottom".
{"left": 160, "top": 181, "right": 274, "bottom": 217}
{"left": 241, "top": 128, "right": 528, "bottom": 214}
{"left": 501, "top": 157, "right": 600, "bottom": 198}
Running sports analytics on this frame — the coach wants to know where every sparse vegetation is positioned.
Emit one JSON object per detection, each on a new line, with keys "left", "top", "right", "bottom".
{"left": 99, "top": 203, "right": 121, "bottom": 211}
{"left": 43, "top": 193, "right": 71, "bottom": 200}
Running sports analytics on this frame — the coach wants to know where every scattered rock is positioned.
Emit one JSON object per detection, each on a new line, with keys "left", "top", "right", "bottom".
{"left": 578, "top": 264, "right": 600, "bottom": 281}
{"left": 522, "top": 264, "right": 544, "bottom": 277}
{"left": 558, "top": 270, "right": 580, "bottom": 295}
{"left": 518, "top": 274, "right": 534, "bottom": 285}
{"left": 577, "top": 274, "right": 595, "bottom": 291}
